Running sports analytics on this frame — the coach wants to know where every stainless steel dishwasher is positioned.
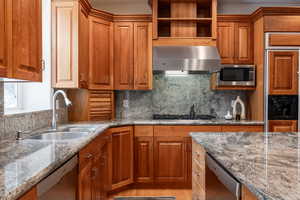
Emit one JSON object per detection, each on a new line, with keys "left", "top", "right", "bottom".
{"left": 205, "top": 153, "right": 241, "bottom": 200}
{"left": 37, "top": 156, "right": 78, "bottom": 200}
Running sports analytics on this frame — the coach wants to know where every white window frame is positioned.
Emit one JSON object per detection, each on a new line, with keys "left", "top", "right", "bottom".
{"left": 4, "top": 83, "right": 23, "bottom": 113}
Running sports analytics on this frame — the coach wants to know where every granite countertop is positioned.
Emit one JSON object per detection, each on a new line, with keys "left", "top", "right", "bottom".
{"left": 0, "top": 119, "right": 264, "bottom": 200}
{"left": 191, "top": 132, "right": 300, "bottom": 200}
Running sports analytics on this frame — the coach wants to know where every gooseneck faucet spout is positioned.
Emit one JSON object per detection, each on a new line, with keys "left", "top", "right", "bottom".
{"left": 52, "top": 90, "right": 72, "bottom": 130}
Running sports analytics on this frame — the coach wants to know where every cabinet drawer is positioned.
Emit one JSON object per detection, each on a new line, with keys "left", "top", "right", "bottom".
{"left": 192, "top": 162, "right": 205, "bottom": 188}
{"left": 79, "top": 135, "right": 106, "bottom": 169}
{"left": 192, "top": 180, "right": 205, "bottom": 200}
{"left": 264, "top": 16, "right": 300, "bottom": 32}
{"left": 192, "top": 141, "right": 206, "bottom": 161}
{"left": 154, "top": 126, "right": 222, "bottom": 137}
{"left": 222, "top": 125, "right": 264, "bottom": 132}
{"left": 134, "top": 126, "right": 153, "bottom": 137}
{"left": 269, "top": 34, "right": 300, "bottom": 46}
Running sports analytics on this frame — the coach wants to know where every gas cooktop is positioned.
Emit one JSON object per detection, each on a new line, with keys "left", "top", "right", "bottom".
{"left": 153, "top": 114, "right": 216, "bottom": 120}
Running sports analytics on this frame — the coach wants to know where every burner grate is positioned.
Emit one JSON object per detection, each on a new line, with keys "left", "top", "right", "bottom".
{"left": 153, "top": 114, "right": 216, "bottom": 120}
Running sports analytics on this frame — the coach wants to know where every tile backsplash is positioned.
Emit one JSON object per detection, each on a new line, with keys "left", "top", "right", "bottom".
{"left": 116, "top": 74, "right": 247, "bottom": 120}
{"left": 0, "top": 83, "right": 68, "bottom": 141}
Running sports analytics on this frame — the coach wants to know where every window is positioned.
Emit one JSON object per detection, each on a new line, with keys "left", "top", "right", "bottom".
{"left": 4, "top": 83, "right": 22, "bottom": 111}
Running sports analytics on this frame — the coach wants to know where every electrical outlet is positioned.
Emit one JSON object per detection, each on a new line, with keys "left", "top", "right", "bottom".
{"left": 123, "top": 100, "right": 129, "bottom": 108}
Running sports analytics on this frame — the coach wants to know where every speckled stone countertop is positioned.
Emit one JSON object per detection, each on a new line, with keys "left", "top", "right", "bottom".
{"left": 0, "top": 119, "right": 264, "bottom": 200}
{"left": 191, "top": 132, "right": 300, "bottom": 200}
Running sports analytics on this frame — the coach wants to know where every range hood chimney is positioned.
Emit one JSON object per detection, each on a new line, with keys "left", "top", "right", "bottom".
{"left": 153, "top": 46, "right": 221, "bottom": 73}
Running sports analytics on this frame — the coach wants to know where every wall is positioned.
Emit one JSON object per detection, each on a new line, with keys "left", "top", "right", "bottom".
{"left": 0, "top": 82, "right": 68, "bottom": 141}
{"left": 90, "top": 0, "right": 300, "bottom": 15}
{"left": 116, "top": 74, "right": 247, "bottom": 120}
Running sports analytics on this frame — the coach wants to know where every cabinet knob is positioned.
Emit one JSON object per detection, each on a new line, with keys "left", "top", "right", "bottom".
{"left": 91, "top": 168, "right": 97, "bottom": 179}
{"left": 85, "top": 153, "right": 93, "bottom": 159}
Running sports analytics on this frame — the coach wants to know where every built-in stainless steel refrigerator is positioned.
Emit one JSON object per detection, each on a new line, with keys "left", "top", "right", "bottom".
{"left": 264, "top": 32, "right": 300, "bottom": 132}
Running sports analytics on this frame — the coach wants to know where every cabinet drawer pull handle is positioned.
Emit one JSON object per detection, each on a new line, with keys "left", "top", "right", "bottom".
{"left": 91, "top": 168, "right": 97, "bottom": 179}
{"left": 20, "top": 64, "right": 37, "bottom": 72}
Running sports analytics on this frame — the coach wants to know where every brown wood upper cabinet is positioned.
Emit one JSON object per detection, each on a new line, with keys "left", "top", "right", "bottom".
{"left": 12, "top": 0, "right": 42, "bottom": 81}
{"left": 114, "top": 22, "right": 152, "bottom": 90}
{"left": 89, "top": 16, "right": 114, "bottom": 90}
{"left": 269, "top": 51, "right": 299, "bottom": 95}
{"left": 109, "top": 126, "right": 134, "bottom": 190}
{"left": 52, "top": 0, "right": 89, "bottom": 88}
{"left": 0, "top": 0, "right": 42, "bottom": 81}
{"left": 0, "top": 0, "right": 8, "bottom": 77}
{"left": 134, "top": 126, "right": 154, "bottom": 184}
{"left": 217, "top": 21, "right": 253, "bottom": 64}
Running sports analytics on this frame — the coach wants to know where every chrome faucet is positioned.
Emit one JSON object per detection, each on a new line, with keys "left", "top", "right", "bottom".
{"left": 52, "top": 90, "right": 72, "bottom": 130}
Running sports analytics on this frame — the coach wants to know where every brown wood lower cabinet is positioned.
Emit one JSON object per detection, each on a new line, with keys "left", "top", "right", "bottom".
{"left": 133, "top": 125, "right": 264, "bottom": 188}
{"left": 109, "top": 126, "right": 134, "bottom": 190}
{"left": 79, "top": 133, "right": 110, "bottom": 200}
{"left": 135, "top": 136, "right": 154, "bottom": 183}
{"left": 269, "top": 120, "right": 298, "bottom": 132}
{"left": 18, "top": 187, "right": 37, "bottom": 200}
{"left": 154, "top": 136, "right": 187, "bottom": 184}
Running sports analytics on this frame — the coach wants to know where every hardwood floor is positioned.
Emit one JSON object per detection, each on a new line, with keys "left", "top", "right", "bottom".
{"left": 108, "top": 189, "right": 192, "bottom": 200}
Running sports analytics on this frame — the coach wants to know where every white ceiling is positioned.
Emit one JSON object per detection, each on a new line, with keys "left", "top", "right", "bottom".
{"left": 91, "top": 0, "right": 300, "bottom": 4}
{"left": 89, "top": 0, "right": 300, "bottom": 15}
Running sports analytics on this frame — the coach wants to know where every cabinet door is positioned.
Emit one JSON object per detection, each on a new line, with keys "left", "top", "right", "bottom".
{"left": 114, "top": 22, "right": 134, "bottom": 90}
{"left": 0, "top": 0, "right": 8, "bottom": 77}
{"left": 217, "top": 22, "right": 235, "bottom": 64}
{"left": 269, "top": 51, "right": 299, "bottom": 95}
{"left": 110, "top": 126, "right": 134, "bottom": 190}
{"left": 12, "top": 0, "right": 42, "bottom": 81}
{"left": 135, "top": 136, "right": 154, "bottom": 183}
{"left": 89, "top": 16, "right": 113, "bottom": 90}
{"left": 269, "top": 120, "right": 298, "bottom": 132}
{"left": 92, "top": 153, "right": 101, "bottom": 200}
{"left": 235, "top": 22, "right": 253, "bottom": 64}
{"left": 186, "top": 137, "right": 192, "bottom": 187}
{"left": 52, "top": 1, "right": 78, "bottom": 88}
{"left": 78, "top": 161, "right": 93, "bottom": 200}
{"left": 134, "top": 22, "right": 152, "bottom": 90}
{"left": 92, "top": 137, "right": 110, "bottom": 200}
{"left": 78, "top": 5, "right": 89, "bottom": 89}
{"left": 154, "top": 136, "right": 187, "bottom": 183}
{"left": 18, "top": 187, "right": 37, "bottom": 200}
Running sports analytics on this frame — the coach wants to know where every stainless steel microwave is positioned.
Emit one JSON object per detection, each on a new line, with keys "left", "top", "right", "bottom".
{"left": 216, "top": 65, "right": 256, "bottom": 87}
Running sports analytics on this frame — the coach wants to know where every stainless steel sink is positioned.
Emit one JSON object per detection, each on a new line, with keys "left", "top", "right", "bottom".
{"left": 28, "top": 132, "right": 89, "bottom": 140}
{"left": 56, "top": 125, "right": 98, "bottom": 133}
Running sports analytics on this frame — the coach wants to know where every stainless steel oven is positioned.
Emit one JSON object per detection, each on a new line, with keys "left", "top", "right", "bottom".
{"left": 216, "top": 65, "right": 255, "bottom": 87}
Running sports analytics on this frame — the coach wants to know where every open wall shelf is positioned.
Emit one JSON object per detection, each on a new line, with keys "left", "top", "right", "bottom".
{"left": 153, "top": 0, "right": 217, "bottom": 40}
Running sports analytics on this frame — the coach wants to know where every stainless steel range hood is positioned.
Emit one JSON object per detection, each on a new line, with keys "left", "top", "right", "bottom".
{"left": 153, "top": 46, "right": 221, "bottom": 73}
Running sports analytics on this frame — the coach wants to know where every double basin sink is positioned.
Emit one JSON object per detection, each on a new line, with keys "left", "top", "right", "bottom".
{"left": 28, "top": 125, "right": 98, "bottom": 141}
